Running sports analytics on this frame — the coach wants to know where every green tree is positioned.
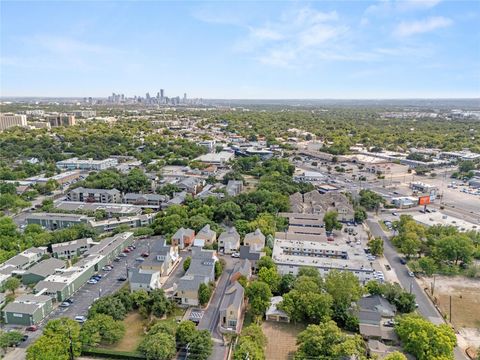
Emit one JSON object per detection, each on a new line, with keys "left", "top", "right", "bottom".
{"left": 246, "top": 281, "right": 272, "bottom": 317}
{"left": 278, "top": 274, "right": 296, "bottom": 295}
{"left": 189, "top": 330, "right": 213, "bottom": 360}
{"left": 88, "top": 296, "right": 127, "bottom": 320}
{"left": 0, "top": 330, "right": 23, "bottom": 351}
{"left": 183, "top": 256, "right": 191, "bottom": 272}
{"left": 323, "top": 211, "right": 343, "bottom": 232}
{"left": 176, "top": 321, "right": 197, "bottom": 346}
{"left": 434, "top": 234, "right": 475, "bottom": 265}
{"left": 368, "top": 237, "right": 384, "bottom": 256}
{"left": 4, "top": 277, "right": 20, "bottom": 295}
{"left": 418, "top": 256, "right": 437, "bottom": 276}
{"left": 215, "top": 259, "right": 224, "bottom": 280}
{"left": 384, "top": 351, "right": 408, "bottom": 360}
{"left": 198, "top": 283, "right": 212, "bottom": 306}
{"left": 256, "top": 256, "right": 276, "bottom": 271}
{"left": 354, "top": 206, "right": 367, "bottom": 223}
{"left": 80, "top": 314, "right": 125, "bottom": 346}
{"left": 295, "top": 321, "right": 366, "bottom": 360}
{"left": 258, "top": 267, "right": 281, "bottom": 294}
{"left": 394, "top": 292, "right": 416, "bottom": 313}
{"left": 138, "top": 332, "right": 176, "bottom": 360}
{"left": 395, "top": 314, "right": 456, "bottom": 360}
{"left": 359, "top": 189, "right": 385, "bottom": 211}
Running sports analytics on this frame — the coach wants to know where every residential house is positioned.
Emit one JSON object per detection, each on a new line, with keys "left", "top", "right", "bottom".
{"left": 357, "top": 295, "right": 397, "bottom": 341}
{"left": 230, "top": 259, "right": 251, "bottom": 283}
{"left": 219, "top": 282, "right": 245, "bottom": 334}
{"left": 266, "top": 296, "right": 290, "bottom": 323}
{"left": 171, "top": 228, "right": 195, "bottom": 250}
{"left": 226, "top": 180, "right": 243, "bottom": 197}
{"left": 218, "top": 227, "right": 240, "bottom": 254}
{"left": 239, "top": 245, "right": 265, "bottom": 272}
{"left": 140, "top": 237, "right": 179, "bottom": 276}
{"left": 176, "top": 248, "right": 217, "bottom": 306}
{"left": 243, "top": 229, "right": 265, "bottom": 252}
{"left": 176, "top": 177, "right": 205, "bottom": 195}
{"left": 195, "top": 224, "right": 217, "bottom": 246}
{"left": 67, "top": 187, "right": 121, "bottom": 203}
{"left": 128, "top": 268, "right": 161, "bottom": 292}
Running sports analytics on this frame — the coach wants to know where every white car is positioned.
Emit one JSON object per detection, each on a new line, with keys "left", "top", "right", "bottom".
{"left": 87, "top": 279, "right": 97, "bottom": 284}
{"left": 408, "top": 271, "right": 415, "bottom": 277}
{"left": 74, "top": 316, "right": 87, "bottom": 323}
{"left": 231, "top": 252, "right": 240, "bottom": 258}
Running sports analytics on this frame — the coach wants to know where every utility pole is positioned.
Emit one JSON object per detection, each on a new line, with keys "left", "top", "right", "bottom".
{"left": 185, "top": 343, "right": 190, "bottom": 360}
{"left": 449, "top": 295, "right": 452, "bottom": 322}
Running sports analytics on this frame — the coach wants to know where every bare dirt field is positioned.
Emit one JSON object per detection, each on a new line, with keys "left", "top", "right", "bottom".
{"left": 262, "top": 322, "right": 305, "bottom": 360}
{"left": 419, "top": 275, "right": 480, "bottom": 350}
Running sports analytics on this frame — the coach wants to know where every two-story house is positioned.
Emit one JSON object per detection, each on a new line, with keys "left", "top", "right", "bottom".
{"left": 218, "top": 227, "right": 240, "bottom": 254}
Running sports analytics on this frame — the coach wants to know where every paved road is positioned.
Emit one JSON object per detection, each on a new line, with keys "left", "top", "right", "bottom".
{"left": 198, "top": 255, "right": 239, "bottom": 360}
{"left": 367, "top": 218, "right": 468, "bottom": 360}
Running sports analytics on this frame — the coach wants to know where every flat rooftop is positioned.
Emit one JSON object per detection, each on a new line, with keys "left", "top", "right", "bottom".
{"left": 55, "top": 201, "right": 142, "bottom": 215}
{"left": 273, "top": 238, "right": 373, "bottom": 273}
{"left": 414, "top": 212, "right": 479, "bottom": 232}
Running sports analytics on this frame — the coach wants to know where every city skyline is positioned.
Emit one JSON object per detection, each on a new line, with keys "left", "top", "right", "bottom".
{"left": 1, "top": 1, "right": 479, "bottom": 99}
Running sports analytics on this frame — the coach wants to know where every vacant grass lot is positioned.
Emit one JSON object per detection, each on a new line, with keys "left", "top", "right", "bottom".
{"left": 262, "top": 322, "right": 305, "bottom": 360}
{"left": 102, "top": 312, "right": 145, "bottom": 352}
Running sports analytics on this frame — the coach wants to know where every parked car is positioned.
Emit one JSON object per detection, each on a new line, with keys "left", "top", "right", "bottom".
{"left": 392, "top": 212, "right": 399, "bottom": 216}
{"left": 408, "top": 271, "right": 415, "bottom": 277}
{"left": 119, "top": 253, "right": 127, "bottom": 257}
{"left": 400, "top": 258, "right": 407, "bottom": 265}
{"left": 141, "top": 252, "right": 149, "bottom": 258}
{"left": 231, "top": 252, "right": 240, "bottom": 258}
{"left": 74, "top": 316, "right": 87, "bottom": 323}
{"left": 117, "top": 276, "right": 127, "bottom": 282}
{"left": 87, "top": 279, "right": 98, "bottom": 284}
{"left": 26, "top": 325, "right": 38, "bottom": 332}
{"left": 114, "top": 257, "right": 121, "bottom": 262}
{"left": 59, "top": 301, "right": 71, "bottom": 307}
{"left": 135, "top": 257, "right": 145, "bottom": 262}
{"left": 102, "top": 265, "right": 113, "bottom": 271}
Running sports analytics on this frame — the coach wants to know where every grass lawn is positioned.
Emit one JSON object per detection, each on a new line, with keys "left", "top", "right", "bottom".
{"left": 102, "top": 312, "right": 145, "bottom": 352}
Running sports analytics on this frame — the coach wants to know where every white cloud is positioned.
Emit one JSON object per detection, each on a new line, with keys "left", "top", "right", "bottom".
{"left": 366, "top": 0, "right": 442, "bottom": 15}
{"left": 394, "top": 16, "right": 453, "bottom": 37}
{"left": 233, "top": 7, "right": 348, "bottom": 67}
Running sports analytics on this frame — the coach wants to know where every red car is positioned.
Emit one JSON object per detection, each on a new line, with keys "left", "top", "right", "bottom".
{"left": 26, "top": 325, "right": 38, "bottom": 332}
{"left": 141, "top": 252, "right": 149, "bottom": 258}
{"left": 123, "top": 248, "right": 131, "bottom": 253}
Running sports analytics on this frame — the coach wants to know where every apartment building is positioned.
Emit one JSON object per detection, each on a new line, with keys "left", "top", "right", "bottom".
{"left": 56, "top": 157, "right": 118, "bottom": 171}
{"left": 0, "top": 113, "right": 27, "bottom": 131}
{"left": 46, "top": 113, "right": 76, "bottom": 127}
{"left": 26, "top": 213, "right": 93, "bottom": 230}
{"left": 123, "top": 193, "right": 167, "bottom": 210}
{"left": 67, "top": 187, "right": 122, "bottom": 203}
{"left": 2, "top": 294, "right": 53, "bottom": 326}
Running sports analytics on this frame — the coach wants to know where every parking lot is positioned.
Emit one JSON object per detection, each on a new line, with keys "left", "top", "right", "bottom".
{"left": 13, "top": 236, "right": 155, "bottom": 348}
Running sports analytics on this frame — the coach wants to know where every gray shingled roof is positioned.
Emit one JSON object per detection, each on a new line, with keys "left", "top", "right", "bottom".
{"left": 219, "top": 282, "right": 244, "bottom": 312}
{"left": 70, "top": 187, "right": 120, "bottom": 195}
{"left": 129, "top": 268, "right": 157, "bottom": 284}
{"left": 25, "top": 258, "right": 66, "bottom": 278}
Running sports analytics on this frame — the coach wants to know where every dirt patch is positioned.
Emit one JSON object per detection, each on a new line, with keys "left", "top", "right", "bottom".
{"left": 262, "top": 322, "right": 306, "bottom": 360}
{"left": 419, "top": 276, "right": 480, "bottom": 349}
{"left": 102, "top": 312, "right": 145, "bottom": 352}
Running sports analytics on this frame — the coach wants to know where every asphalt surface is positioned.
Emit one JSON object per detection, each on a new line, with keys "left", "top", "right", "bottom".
{"left": 197, "top": 255, "right": 239, "bottom": 360}
{"left": 367, "top": 218, "right": 468, "bottom": 360}
{"left": 16, "top": 236, "right": 155, "bottom": 348}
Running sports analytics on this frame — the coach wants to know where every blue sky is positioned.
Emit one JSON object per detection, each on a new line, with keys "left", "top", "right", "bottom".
{"left": 1, "top": 0, "right": 479, "bottom": 98}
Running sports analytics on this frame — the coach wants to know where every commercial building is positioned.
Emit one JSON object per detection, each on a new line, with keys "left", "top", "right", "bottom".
{"left": 0, "top": 113, "right": 27, "bottom": 131}
{"left": 26, "top": 213, "right": 93, "bottom": 230}
{"left": 67, "top": 187, "right": 122, "bottom": 204}
{"left": 289, "top": 190, "right": 354, "bottom": 222}
{"left": 56, "top": 157, "right": 118, "bottom": 171}
{"left": 2, "top": 294, "right": 53, "bottom": 326}
{"left": 272, "top": 238, "right": 375, "bottom": 282}
{"left": 46, "top": 113, "right": 76, "bottom": 127}
{"left": 27, "top": 170, "right": 82, "bottom": 186}
{"left": 194, "top": 151, "right": 235, "bottom": 166}
{"left": 55, "top": 201, "right": 143, "bottom": 217}
{"left": 73, "top": 110, "right": 96, "bottom": 118}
